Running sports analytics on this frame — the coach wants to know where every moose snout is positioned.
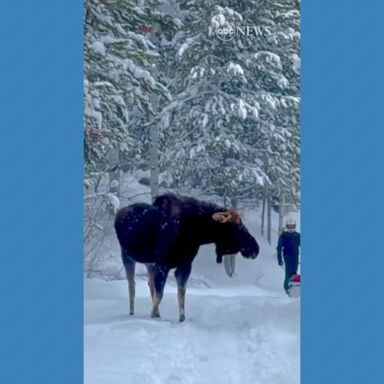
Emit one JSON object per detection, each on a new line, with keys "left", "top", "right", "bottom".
{"left": 241, "top": 241, "right": 260, "bottom": 259}
{"left": 241, "top": 248, "right": 259, "bottom": 259}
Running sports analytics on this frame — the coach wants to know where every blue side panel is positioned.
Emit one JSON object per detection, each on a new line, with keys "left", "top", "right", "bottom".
{"left": 302, "top": 1, "right": 384, "bottom": 383}
{"left": 0, "top": 1, "right": 83, "bottom": 383}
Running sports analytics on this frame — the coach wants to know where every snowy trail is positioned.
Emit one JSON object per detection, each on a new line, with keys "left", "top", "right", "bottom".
{"left": 85, "top": 277, "right": 300, "bottom": 384}
{"left": 85, "top": 208, "right": 300, "bottom": 384}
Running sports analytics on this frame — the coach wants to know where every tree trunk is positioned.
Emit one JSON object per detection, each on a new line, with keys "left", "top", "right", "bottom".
{"left": 261, "top": 192, "right": 266, "bottom": 236}
{"left": 149, "top": 56, "right": 161, "bottom": 203}
{"left": 108, "top": 148, "right": 120, "bottom": 215}
{"left": 109, "top": 148, "right": 120, "bottom": 196}
{"left": 149, "top": 122, "right": 160, "bottom": 202}
{"left": 278, "top": 193, "right": 285, "bottom": 234}
{"left": 224, "top": 196, "right": 237, "bottom": 277}
{"left": 267, "top": 193, "right": 272, "bottom": 245}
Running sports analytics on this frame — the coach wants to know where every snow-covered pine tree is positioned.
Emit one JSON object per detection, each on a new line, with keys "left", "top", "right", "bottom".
{"left": 158, "top": 2, "right": 271, "bottom": 202}
{"left": 84, "top": 0, "right": 172, "bottom": 188}
{"left": 242, "top": 0, "right": 301, "bottom": 209}
{"left": 156, "top": 1, "right": 300, "bottom": 212}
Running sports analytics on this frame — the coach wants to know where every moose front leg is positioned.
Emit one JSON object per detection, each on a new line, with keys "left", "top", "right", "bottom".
{"left": 150, "top": 266, "right": 169, "bottom": 319}
{"left": 175, "top": 263, "right": 192, "bottom": 322}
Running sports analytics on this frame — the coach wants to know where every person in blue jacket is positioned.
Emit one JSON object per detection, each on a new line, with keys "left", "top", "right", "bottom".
{"left": 277, "top": 219, "right": 300, "bottom": 294}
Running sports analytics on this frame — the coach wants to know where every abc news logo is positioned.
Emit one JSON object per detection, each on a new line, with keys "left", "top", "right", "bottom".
{"left": 215, "top": 23, "right": 272, "bottom": 41}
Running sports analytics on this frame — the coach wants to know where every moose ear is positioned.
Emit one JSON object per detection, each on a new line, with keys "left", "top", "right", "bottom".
{"left": 212, "top": 212, "right": 231, "bottom": 223}
{"left": 212, "top": 209, "right": 242, "bottom": 224}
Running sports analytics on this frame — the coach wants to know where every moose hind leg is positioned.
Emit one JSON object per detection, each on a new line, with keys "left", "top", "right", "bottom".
{"left": 150, "top": 266, "right": 169, "bottom": 319}
{"left": 122, "top": 250, "right": 136, "bottom": 315}
{"left": 146, "top": 264, "right": 159, "bottom": 318}
{"left": 175, "top": 264, "right": 192, "bottom": 322}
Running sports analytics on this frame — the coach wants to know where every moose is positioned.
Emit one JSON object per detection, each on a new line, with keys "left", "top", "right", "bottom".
{"left": 114, "top": 193, "right": 260, "bottom": 322}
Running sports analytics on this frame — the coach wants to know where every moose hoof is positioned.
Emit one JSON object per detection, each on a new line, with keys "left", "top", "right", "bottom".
{"left": 150, "top": 309, "right": 161, "bottom": 318}
{"left": 129, "top": 311, "right": 134, "bottom": 316}
{"left": 179, "top": 314, "right": 186, "bottom": 323}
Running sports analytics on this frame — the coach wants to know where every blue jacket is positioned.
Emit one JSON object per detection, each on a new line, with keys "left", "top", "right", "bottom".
{"left": 277, "top": 230, "right": 300, "bottom": 264}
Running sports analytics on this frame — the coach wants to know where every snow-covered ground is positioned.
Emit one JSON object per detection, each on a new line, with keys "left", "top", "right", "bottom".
{"left": 84, "top": 206, "right": 300, "bottom": 384}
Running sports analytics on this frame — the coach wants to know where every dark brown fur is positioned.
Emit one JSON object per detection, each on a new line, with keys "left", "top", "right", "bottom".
{"left": 114, "top": 193, "right": 259, "bottom": 322}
